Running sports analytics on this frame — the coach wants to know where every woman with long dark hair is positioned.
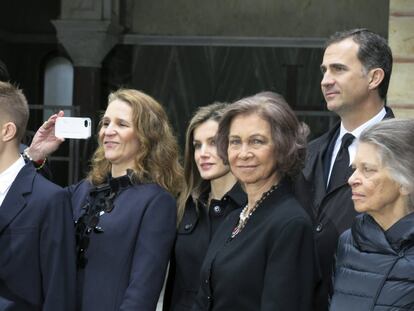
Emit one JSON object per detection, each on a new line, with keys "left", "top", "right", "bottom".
{"left": 164, "top": 103, "right": 246, "bottom": 311}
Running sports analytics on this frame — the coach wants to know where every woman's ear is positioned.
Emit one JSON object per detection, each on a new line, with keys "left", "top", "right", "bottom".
{"left": 368, "top": 68, "right": 385, "bottom": 91}
{"left": 1, "top": 122, "right": 17, "bottom": 142}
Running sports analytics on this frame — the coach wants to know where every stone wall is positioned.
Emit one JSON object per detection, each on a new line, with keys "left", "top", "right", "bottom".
{"left": 131, "top": 0, "right": 389, "bottom": 38}
{"left": 388, "top": 0, "right": 414, "bottom": 117}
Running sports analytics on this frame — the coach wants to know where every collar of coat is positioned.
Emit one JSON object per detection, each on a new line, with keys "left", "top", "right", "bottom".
{"left": 301, "top": 106, "right": 395, "bottom": 182}
{"left": 352, "top": 212, "right": 414, "bottom": 254}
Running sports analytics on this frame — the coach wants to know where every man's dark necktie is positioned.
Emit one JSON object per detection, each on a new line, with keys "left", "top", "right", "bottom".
{"left": 327, "top": 133, "right": 355, "bottom": 192}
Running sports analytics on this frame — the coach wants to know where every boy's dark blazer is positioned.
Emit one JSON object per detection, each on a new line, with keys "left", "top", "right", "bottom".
{"left": 0, "top": 163, "right": 76, "bottom": 311}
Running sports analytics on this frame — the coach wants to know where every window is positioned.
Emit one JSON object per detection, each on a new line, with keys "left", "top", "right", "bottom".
{"left": 43, "top": 56, "right": 74, "bottom": 119}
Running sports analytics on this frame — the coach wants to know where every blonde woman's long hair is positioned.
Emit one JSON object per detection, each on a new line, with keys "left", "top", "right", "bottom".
{"left": 177, "top": 102, "right": 228, "bottom": 223}
{"left": 88, "top": 88, "right": 183, "bottom": 196}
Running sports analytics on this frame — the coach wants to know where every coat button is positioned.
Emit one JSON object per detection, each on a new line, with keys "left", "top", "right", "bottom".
{"left": 184, "top": 223, "right": 193, "bottom": 230}
{"left": 205, "top": 279, "right": 209, "bottom": 284}
{"left": 315, "top": 223, "right": 323, "bottom": 232}
{"left": 213, "top": 205, "right": 221, "bottom": 214}
{"left": 207, "top": 296, "right": 211, "bottom": 300}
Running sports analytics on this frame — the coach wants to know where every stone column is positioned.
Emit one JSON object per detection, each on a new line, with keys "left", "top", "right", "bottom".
{"left": 52, "top": 0, "right": 122, "bottom": 122}
{"left": 52, "top": 20, "right": 122, "bottom": 120}
{"left": 388, "top": 0, "right": 414, "bottom": 117}
{"left": 52, "top": 0, "right": 122, "bottom": 177}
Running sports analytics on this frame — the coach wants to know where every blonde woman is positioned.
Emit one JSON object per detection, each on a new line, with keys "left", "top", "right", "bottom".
{"left": 28, "top": 89, "right": 183, "bottom": 311}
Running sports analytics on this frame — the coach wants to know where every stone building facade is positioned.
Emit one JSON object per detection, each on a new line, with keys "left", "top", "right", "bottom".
{"left": 2, "top": 0, "right": 410, "bottom": 184}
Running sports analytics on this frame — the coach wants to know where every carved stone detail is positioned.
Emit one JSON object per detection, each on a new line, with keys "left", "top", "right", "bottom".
{"left": 61, "top": 0, "right": 101, "bottom": 19}
{"left": 52, "top": 20, "right": 123, "bottom": 68}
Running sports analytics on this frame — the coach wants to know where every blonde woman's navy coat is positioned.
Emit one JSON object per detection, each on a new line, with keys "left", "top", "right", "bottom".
{"left": 69, "top": 179, "right": 177, "bottom": 311}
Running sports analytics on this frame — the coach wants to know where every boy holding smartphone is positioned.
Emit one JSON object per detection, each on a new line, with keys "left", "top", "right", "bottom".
{"left": 0, "top": 81, "right": 76, "bottom": 310}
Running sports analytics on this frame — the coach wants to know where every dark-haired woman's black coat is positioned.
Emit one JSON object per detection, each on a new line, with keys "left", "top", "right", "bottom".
{"left": 193, "top": 181, "right": 318, "bottom": 311}
{"left": 164, "top": 183, "right": 246, "bottom": 311}
{"left": 330, "top": 213, "right": 414, "bottom": 311}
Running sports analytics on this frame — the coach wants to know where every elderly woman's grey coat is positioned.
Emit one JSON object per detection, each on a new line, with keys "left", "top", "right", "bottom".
{"left": 330, "top": 213, "right": 414, "bottom": 311}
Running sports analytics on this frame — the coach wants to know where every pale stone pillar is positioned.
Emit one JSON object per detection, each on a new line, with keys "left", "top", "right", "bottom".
{"left": 51, "top": 0, "right": 123, "bottom": 118}
{"left": 51, "top": 0, "right": 123, "bottom": 174}
{"left": 388, "top": 0, "right": 414, "bottom": 118}
{"left": 52, "top": 20, "right": 122, "bottom": 68}
{"left": 53, "top": 0, "right": 122, "bottom": 68}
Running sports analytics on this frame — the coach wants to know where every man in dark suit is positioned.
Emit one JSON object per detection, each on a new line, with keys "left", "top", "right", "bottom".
{"left": 0, "top": 81, "right": 76, "bottom": 310}
{"left": 294, "top": 29, "right": 394, "bottom": 311}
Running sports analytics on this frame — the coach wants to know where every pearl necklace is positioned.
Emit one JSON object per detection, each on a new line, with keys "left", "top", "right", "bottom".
{"left": 231, "top": 184, "right": 279, "bottom": 239}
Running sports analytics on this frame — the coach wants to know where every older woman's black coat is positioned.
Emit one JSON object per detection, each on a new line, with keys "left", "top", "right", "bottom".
{"left": 330, "top": 213, "right": 414, "bottom": 311}
{"left": 164, "top": 183, "right": 246, "bottom": 311}
{"left": 193, "top": 181, "right": 318, "bottom": 311}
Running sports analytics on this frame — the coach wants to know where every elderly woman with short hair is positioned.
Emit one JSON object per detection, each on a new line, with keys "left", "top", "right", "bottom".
{"left": 193, "top": 92, "right": 318, "bottom": 311}
{"left": 330, "top": 119, "right": 414, "bottom": 311}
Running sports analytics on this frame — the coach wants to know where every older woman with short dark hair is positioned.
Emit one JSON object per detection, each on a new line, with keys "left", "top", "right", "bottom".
{"left": 193, "top": 92, "right": 318, "bottom": 311}
{"left": 330, "top": 119, "right": 414, "bottom": 311}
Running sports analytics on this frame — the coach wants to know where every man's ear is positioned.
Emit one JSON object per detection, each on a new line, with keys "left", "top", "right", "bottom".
{"left": 368, "top": 68, "right": 385, "bottom": 90}
{"left": 1, "top": 122, "right": 17, "bottom": 142}
{"left": 399, "top": 183, "right": 411, "bottom": 196}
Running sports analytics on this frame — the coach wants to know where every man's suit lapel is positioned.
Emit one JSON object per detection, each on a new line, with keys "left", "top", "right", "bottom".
{"left": 384, "top": 106, "right": 395, "bottom": 119}
{"left": 306, "top": 125, "right": 340, "bottom": 208}
{"left": 0, "top": 164, "right": 34, "bottom": 234}
{"left": 325, "top": 165, "right": 354, "bottom": 195}
{"left": 313, "top": 140, "right": 330, "bottom": 208}
{"left": 323, "top": 126, "right": 350, "bottom": 195}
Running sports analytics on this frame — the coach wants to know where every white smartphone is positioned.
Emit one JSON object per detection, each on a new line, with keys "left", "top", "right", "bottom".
{"left": 55, "top": 117, "right": 92, "bottom": 139}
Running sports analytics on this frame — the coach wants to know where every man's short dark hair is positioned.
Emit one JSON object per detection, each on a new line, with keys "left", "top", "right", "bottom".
{"left": 326, "top": 29, "right": 393, "bottom": 100}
